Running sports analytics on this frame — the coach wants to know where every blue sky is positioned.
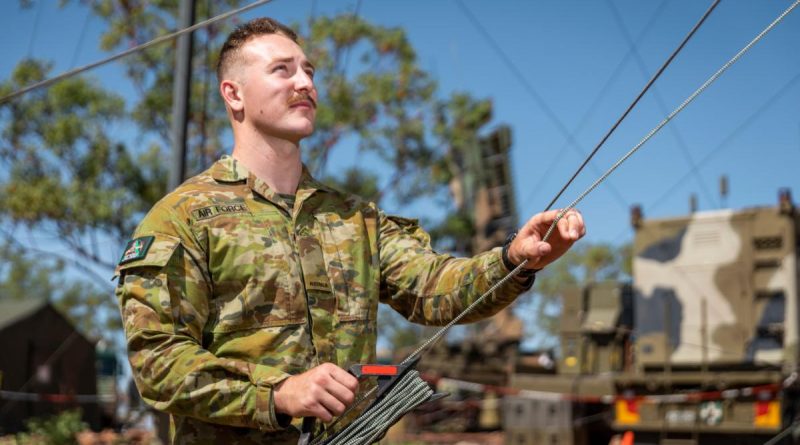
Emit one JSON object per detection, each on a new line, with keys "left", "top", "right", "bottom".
{"left": 2, "top": 0, "right": 798, "bottom": 250}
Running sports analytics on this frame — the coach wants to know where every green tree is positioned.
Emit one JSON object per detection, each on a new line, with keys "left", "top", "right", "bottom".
{"left": 0, "top": 3, "right": 500, "bottom": 346}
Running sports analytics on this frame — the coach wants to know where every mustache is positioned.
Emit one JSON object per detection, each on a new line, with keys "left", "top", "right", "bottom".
{"left": 288, "top": 93, "right": 317, "bottom": 109}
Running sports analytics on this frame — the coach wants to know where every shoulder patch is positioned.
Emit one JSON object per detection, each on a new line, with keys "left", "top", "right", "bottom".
{"left": 191, "top": 201, "right": 251, "bottom": 221}
{"left": 119, "top": 236, "right": 155, "bottom": 265}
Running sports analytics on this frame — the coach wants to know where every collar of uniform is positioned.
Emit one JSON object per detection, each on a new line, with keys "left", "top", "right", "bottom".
{"left": 294, "top": 166, "right": 337, "bottom": 213}
{"left": 298, "top": 165, "right": 336, "bottom": 195}
{"left": 210, "top": 155, "right": 249, "bottom": 183}
{"left": 211, "top": 155, "right": 336, "bottom": 210}
{"left": 210, "top": 155, "right": 334, "bottom": 190}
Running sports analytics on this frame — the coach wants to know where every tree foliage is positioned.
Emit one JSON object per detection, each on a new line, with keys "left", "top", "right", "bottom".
{"left": 304, "top": 15, "right": 437, "bottom": 195}
{"left": 0, "top": 59, "right": 165, "bottom": 269}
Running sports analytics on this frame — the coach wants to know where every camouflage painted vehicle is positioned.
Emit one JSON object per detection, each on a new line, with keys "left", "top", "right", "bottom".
{"left": 506, "top": 189, "right": 800, "bottom": 445}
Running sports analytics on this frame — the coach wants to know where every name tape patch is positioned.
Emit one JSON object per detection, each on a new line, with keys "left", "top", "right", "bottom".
{"left": 119, "top": 236, "right": 155, "bottom": 265}
{"left": 192, "top": 202, "right": 251, "bottom": 221}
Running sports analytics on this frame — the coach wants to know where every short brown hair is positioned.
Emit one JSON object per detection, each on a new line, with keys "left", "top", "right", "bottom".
{"left": 216, "top": 17, "right": 298, "bottom": 82}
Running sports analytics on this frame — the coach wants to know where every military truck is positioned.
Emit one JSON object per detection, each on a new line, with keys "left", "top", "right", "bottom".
{"left": 505, "top": 189, "right": 800, "bottom": 445}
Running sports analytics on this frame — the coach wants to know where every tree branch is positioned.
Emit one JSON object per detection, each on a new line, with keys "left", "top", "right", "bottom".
{"left": 0, "top": 228, "right": 114, "bottom": 290}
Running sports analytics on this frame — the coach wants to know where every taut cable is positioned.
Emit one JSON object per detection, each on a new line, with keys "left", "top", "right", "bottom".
{"left": 544, "top": 0, "right": 721, "bottom": 212}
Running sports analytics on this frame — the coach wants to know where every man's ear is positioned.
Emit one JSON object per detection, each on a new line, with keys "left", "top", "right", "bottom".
{"left": 220, "top": 79, "right": 244, "bottom": 112}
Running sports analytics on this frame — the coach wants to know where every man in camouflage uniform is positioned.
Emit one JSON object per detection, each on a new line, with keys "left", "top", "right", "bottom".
{"left": 115, "top": 18, "right": 586, "bottom": 445}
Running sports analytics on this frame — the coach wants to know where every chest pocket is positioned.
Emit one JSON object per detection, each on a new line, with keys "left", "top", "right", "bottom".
{"left": 315, "top": 212, "right": 377, "bottom": 321}
{"left": 202, "top": 211, "right": 307, "bottom": 332}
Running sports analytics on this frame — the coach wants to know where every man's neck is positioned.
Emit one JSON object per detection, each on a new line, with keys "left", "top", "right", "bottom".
{"left": 231, "top": 133, "right": 302, "bottom": 194}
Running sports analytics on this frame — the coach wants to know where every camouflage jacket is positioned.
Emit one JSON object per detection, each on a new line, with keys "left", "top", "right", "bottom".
{"left": 115, "top": 156, "right": 532, "bottom": 445}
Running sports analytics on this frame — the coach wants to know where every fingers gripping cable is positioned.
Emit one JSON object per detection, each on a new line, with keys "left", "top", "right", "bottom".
{"left": 300, "top": 358, "right": 446, "bottom": 445}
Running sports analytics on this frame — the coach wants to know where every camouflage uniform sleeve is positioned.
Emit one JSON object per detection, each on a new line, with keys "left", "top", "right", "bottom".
{"left": 115, "top": 205, "right": 291, "bottom": 432}
{"left": 378, "top": 212, "right": 532, "bottom": 325}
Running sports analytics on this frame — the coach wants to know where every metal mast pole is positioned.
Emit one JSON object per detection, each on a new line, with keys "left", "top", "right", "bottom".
{"left": 169, "top": 0, "right": 196, "bottom": 191}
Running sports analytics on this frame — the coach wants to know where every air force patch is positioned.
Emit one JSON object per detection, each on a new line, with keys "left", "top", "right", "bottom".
{"left": 191, "top": 202, "right": 250, "bottom": 221}
{"left": 119, "top": 236, "right": 155, "bottom": 265}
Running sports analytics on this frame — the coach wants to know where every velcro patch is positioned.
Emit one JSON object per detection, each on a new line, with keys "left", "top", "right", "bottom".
{"left": 192, "top": 202, "right": 251, "bottom": 221}
{"left": 119, "top": 236, "right": 155, "bottom": 265}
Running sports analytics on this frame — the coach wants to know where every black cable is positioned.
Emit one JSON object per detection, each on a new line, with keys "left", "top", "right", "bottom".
{"left": 645, "top": 71, "right": 800, "bottom": 216}
{"left": 543, "top": 0, "right": 721, "bottom": 211}
{"left": 25, "top": 0, "right": 45, "bottom": 58}
{"left": 610, "top": 72, "right": 800, "bottom": 243}
{"left": 606, "top": 0, "right": 719, "bottom": 210}
{"left": 455, "top": 0, "right": 631, "bottom": 212}
{"left": 69, "top": 8, "right": 93, "bottom": 69}
{"left": 339, "top": 0, "right": 364, "bottom": 77}
{"left": 314, "top": 0, "right": 365, "bottom": 177}
{"left": 520, "top": 0, "right": 670, "bottom": 213}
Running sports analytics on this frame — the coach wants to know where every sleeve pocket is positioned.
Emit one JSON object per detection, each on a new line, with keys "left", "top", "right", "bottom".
{"left": 115, "top": 233, "right": 182, "bottom": 335}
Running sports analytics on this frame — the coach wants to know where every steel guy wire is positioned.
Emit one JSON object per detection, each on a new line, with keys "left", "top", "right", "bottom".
{"left": 455, "top": 0, "right": 631, "bottom": 211}
{"left": 543, "top": 2, "right": 800, "bottom": 387}
{"left": 609, "top": 71, "right": 800, "bottom": 244}
{"left": 540, "top": 0, "right": 800, "bottom": 243}
{"left": 0, "top": 0, "right": 274, "bottom": 105}
{"left": 522, "top": 0, "right": 670, "bottom": 213}
{"left": 606, "top": 0, "right": 719, "bottom": 210}
{"left": 69, "top": 7, "right": 93, "bottom": 69}
{"left": 543, "top": 0, "right": 721, "bottom": 212}
{"left": 25, "top": 0, "right": 45, "bottom": 58}
{"left": 405, "top": 0, "right": 800, "bottom": 376}
{"left": 311, "top": 2, "right": 800, "bottom": 442}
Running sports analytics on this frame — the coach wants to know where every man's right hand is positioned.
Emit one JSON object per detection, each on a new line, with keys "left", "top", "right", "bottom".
{"left": 273, "top": 363, "right": 359, "bottom": 422}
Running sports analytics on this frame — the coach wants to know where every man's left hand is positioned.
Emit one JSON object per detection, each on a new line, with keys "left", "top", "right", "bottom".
{"left": 506, "top": 208, "right": 586, "bottom": 272}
